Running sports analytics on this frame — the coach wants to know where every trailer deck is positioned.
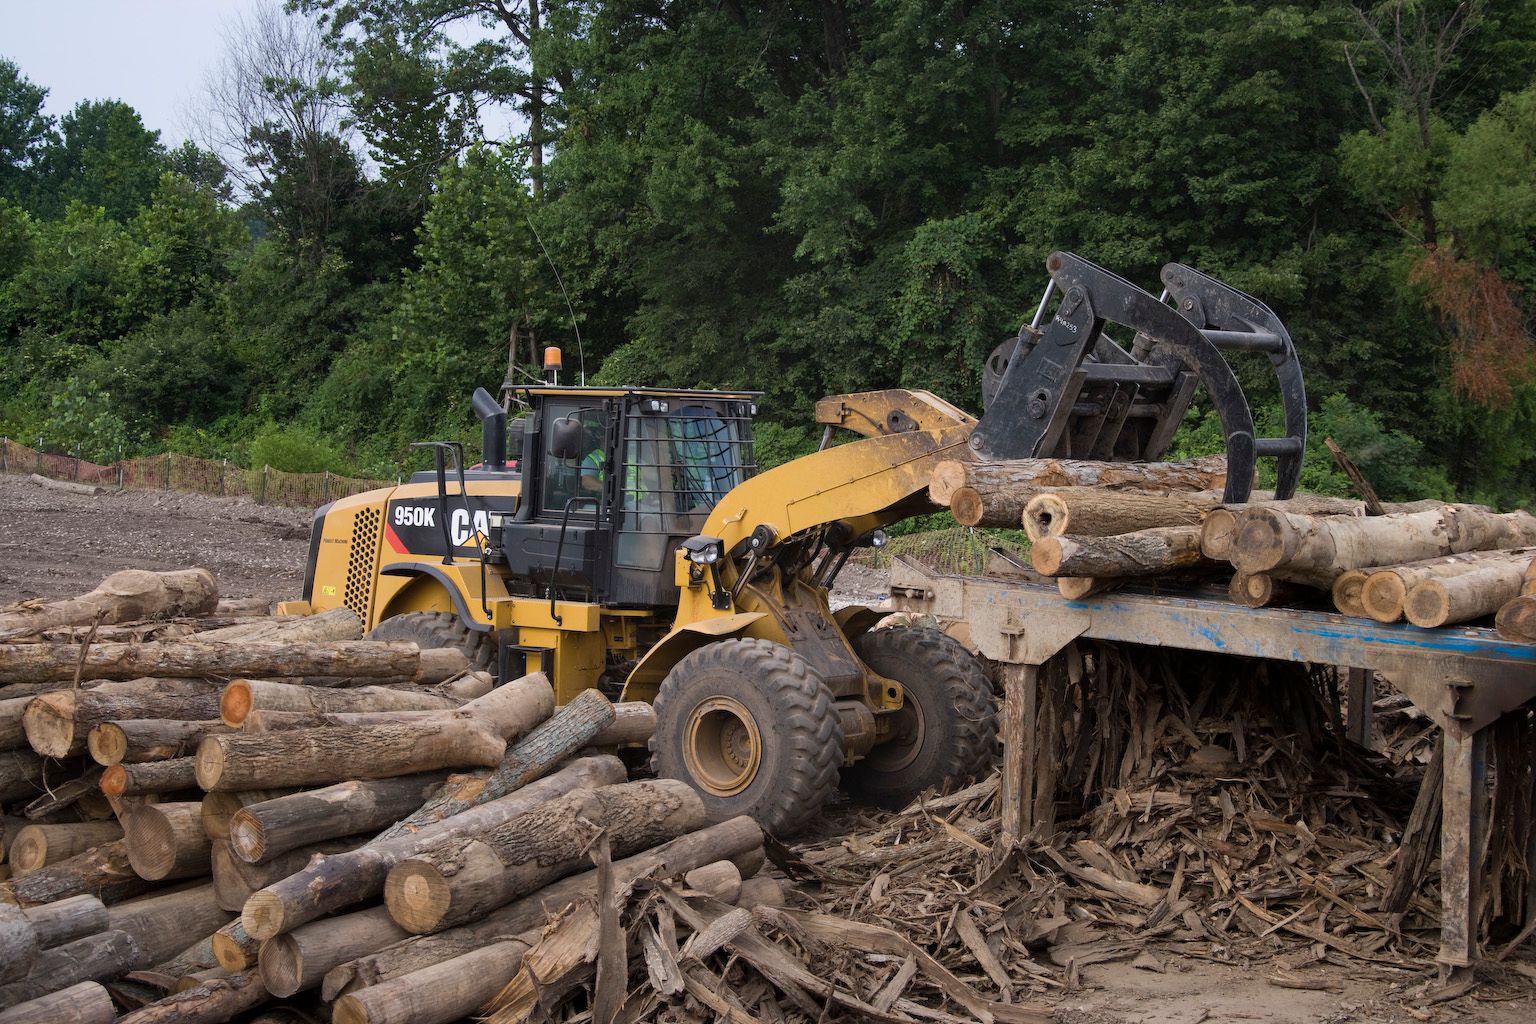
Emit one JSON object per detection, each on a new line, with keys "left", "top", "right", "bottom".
{"left": 888, "top": 555, "right": 1536, "bottom": 972}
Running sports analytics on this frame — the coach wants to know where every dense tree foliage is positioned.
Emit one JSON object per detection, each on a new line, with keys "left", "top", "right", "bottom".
{"left": 0, "top": 0, "right": 1533, "bottom": 505}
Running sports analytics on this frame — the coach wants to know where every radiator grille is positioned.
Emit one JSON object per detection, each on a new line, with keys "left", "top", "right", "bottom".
{"left": 344, "top": 507, "right": 381, "bottom": 622}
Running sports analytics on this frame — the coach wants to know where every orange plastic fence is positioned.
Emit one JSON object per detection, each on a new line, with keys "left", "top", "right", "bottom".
{"left": 0, "top": 438, "right": 394, "bottom": 507}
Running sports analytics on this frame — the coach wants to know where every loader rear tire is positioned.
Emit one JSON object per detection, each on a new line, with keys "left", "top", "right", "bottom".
{"left": 651, "top": 639, "right": 842, "bottom": 838}
{"left": 843, "top": 626, "right": 996, "bottom": 809}
{"left": 364, "top": 612, "right": 495, "bottom": 672}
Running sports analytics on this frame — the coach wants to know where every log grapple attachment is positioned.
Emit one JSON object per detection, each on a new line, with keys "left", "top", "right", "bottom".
{"left": 976, "top": 251, "right": 1307, "bottom": 501}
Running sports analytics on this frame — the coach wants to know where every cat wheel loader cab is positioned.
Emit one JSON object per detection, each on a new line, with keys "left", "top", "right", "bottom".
{"left": 299, "top": 251, "right": 1308, "bottom": 838}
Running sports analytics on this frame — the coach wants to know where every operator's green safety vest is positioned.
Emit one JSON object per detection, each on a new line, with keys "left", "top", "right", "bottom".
{"left": 582, "top": 450, "right": 644, "bottom": 508}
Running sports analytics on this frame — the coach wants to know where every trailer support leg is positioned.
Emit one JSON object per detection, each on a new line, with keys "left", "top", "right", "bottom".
{"left": 1439, "top": 725, "right": 1488, "bottom": 973}
{"left": 1001, "top": 662, "right": 1040, "bottom": 843}
{"left": 1345, "top": 667, "right": 1374, "bottom": 749}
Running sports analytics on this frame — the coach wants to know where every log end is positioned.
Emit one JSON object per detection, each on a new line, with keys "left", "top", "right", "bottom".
{"left": 220, "top": 681, "right": 255, "bottom": 728}
{"left": 1331, "top": 570, "right": 1368, "bottom": 617}
{"left": 8, "top": 827, "right": 46, "bottom": 875}
{"left": 1230, "top": 509, "right": 1297, "bottom": 574}
{"left": 240, "top": 889, "right": 285, "bottom": 942}
{"left": 1056, "top": 577, "right": 1100, "bottom": 600}
{"left": 194, "top": 736, "right": 229, "bottom": 791}
{"left": 1200, "top": 508, "right": 1239, "bottom": 561}
{"left": 1495, "top": 595, "right": 1536, "bottom": 643}
{"left": 257, "top": 933, "right": 304, "bottom": 997}
{"left": 1023, "top": 493, "right": 1071, "bottom": 542}
{"left": 1228, "top": 573, "right": 1275, "bottom": 609}
{"left": 100, "top": 764, "right": 128, "bottom": 798}
{"left": 1361, "top": 573, "right": 1408, "bottom": 624}
{"left": 20, "top": 692, "right": 80, "bottom": 759}
{"left": 383, "top": 859, "right": 450, "bottom": 934}
{"left": 332, "top": 994, "right": 369, "bottom": 1024}
{"left": 948, "top": 486, "right": 985, "bottom": 528}
{"left": 212, "top": 925, "right": 259, "bottom": 972}
{"left": 1404, "top": 581, "right": 1452, "bottom": 630}
{"left": 227, "top": 810, "right": 267, "bottom": 864}
{"left": 1030, "top": 537, "right": 1068, "bottom": 577}
{"left": 86, "top": 724, "right": 128, "bottom": 767}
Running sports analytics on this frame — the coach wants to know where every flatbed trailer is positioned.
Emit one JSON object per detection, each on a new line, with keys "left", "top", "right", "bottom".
{"left": 888, "top": 555, "right": 1536, "bottom": 973}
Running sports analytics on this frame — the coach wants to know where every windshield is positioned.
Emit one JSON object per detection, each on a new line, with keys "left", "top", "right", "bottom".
{"left": 618, "top": 402, "right": 754, "bottom": 532}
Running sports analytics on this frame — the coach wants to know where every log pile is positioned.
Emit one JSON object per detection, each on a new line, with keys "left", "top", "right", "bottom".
{"left": 927, "top": 456, "right": 1536, "bottom": 633}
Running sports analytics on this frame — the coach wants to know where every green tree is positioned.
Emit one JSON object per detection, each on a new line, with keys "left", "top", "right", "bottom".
{"left": 0, "top": 59, "right": 52, "bottom": 205}
{"left": 33, "top": 100, "right": 167, "bottom": 221}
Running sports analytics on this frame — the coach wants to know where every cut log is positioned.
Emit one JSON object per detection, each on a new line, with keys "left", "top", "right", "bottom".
{"left": 0, "top": 905, "right": 36, "bottom": 983}
{"left": 19, "top": 894, "right": 108, "bottom": 949}
{"left": 436, "top": 671, "right": 495, "bottom": 700}
{"left": 109, "top": 883, "right": 231, "bottom": 967}
{"left": 1031, "top": 526, "right": 1208, "bottom": 578}
{"left": 1331, "top": 569, "right": 1369, "bottom": 617}
{"left": 122, "top": 802, "right": 211, "bottom": 881}
{"left": 385, "top": 778, "right": 707, "bottom": 934}
{"left": 260, "top": 905, "right": 409, "bottom": 997}
{"left": 228, "top": 773, "right": 450, "bottom": 863}
{"left": 1405, "top": 558, "right": 1533, "bottom": 628}
{"left": 592, "top": 702, "right": 656, "bottom": 746}
{"left": 1231, "top": 505, "right": 1536, "bottom": 578}
{"left": 24, "top": 689, "right": 224, "bottom": 758}
{"left": 1229, "top": 572, "right": 1306, "bottom": 609}
{"left": 200, "top": 790, "right": 301, "bottom": 841}
{"left": 1023, "top": 488, "right": 1221, "bottom": 541}
{"left": 329, "top": 817, "right": 762, "bottom": 1023}
{"left": 220, "top": 679, "right": 461, "bottom": 727}
{"left": 0, "top": 980, "right": 116, "bottom": 1024}
{"left": 684, "top": 860, "right": 742, "bottom": 903}
{"left": 114, "top": 969, "right": 267, "bottom": 1024}
{"left": 88, "top": 719, "right": 235, "bottom": 766}
{"left": 191, "top": 606, "right": 361, "bottom": 644}
{"left": 448, "top": 672, "right": 555, "bottom": 740}
{"left": 1361, "top": 550, "right": 1534, "bottom": 624}
{"left": 241, "top": 755, "right": 626, "bottom": 941}
{"left": 8, "top": 822, "right": 124, "bottom": 875}
{"left": 0, "top": 639, "right": 463, "bottom": 686}
{"left": 102, "top": 759, "right": 199, "bottom": 798}
{"left": 0, "top": 838, "right": 155, "bottom": 906}
{"left": 1056, "top": 577, "right": 1116, "bottom": 599}
{"left": 214, "top": 598, "right": 271, "bottom": 616}
{"left": 0, "top": 752, "right": 50, "bottom": 804}
{"left": 373, "top": 687, "right": 614, "bottom": 843}
{"left": 174, "top": 967, "right": 229, "bottom": 993}
{"left": 211, "top": 837, "right": 363, "bottom": 913}
{"left": 18, "top": 765, "right": 103, "bottom": 820}
{"left": 736, "top": 876, "right": 786, "bottom": 909}
{"left": 0, "top": 929, "right": 141, "bottom": 1009}
{"left": 211, "top": 920, "right": 261, "bottom": 971}
{"left": 948, "top": 485, "right": 1036, "bottom": 529}
{"left": 929, "top": 454, "right": 1232, "bottom": 510}
{"left": 0, "top": 569, "right": 218, "bottom": 643}
{"left": 0, "top": 699, "right": 30, "bottom": 752}
{"left": 194, "top": 718, "right": 505, "bottom": 792}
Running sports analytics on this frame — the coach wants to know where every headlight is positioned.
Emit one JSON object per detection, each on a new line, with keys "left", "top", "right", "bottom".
{"left": 868, "top": 529, "right": 888, "bottom": 549}
{"left": 682, "top": 535, "right": 725, "bottom": 565}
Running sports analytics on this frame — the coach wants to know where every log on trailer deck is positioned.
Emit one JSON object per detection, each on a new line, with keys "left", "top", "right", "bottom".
{"left": 0, "top": 569, "right": 218, "bottom": 643}
{"left": 1031, "top": 526, "right": 1209, "bottom": 578}
{"left": 928, "top": 453, "right": 1232, "bottom": 507}
{"left": 1496, "top": 560, "right": 1536, "bottom": 642}
{"left": 1404, "top": 557, "right": 1534, "bottom": 628}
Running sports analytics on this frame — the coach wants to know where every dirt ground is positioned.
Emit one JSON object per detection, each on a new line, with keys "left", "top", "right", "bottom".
{"left": 2, "top": 473, "right": 1533, "bottom": 1022}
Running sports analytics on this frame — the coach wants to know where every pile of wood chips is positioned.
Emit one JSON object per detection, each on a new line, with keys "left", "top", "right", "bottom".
{"left": 926, "top": 454, "right": 1536, "bottom": 639}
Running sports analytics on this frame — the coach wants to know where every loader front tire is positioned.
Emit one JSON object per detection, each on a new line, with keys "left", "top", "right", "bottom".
{"left": 364, "top": 612, "right": 495, "bottom": 672}
{"left": 843, "top": 626, "right": 997, "bottom": 809}
{"left": 651, "top": 639, "right": 842, "bottom": 838}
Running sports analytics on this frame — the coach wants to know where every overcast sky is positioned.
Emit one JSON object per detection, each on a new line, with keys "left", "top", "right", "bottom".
{"left": 3, "top": 0, "right": 271, "bottom": 146}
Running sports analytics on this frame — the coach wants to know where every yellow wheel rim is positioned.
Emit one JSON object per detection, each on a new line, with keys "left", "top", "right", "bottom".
{"left": 683, "top": 696, "right": 762, "bottom": 797}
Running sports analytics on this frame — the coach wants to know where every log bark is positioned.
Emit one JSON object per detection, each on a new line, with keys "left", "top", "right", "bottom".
{"left": 122, "top": 803, "right": 211, "bottom": 881}
{"left": 24, "top": 689, "right": 224, "bottom": 758}
{"left": 8, "top": 822, "right": 124, "bottom": 875}
{"left": 0, "top": 569, "right": 218, "bottom": 643}
{"left": 102, "top": 758, "right": 199, "bottom": 798}
{"left": 0, "top": 929, "right": 141, "bottom": 1009}
{"left": 0, "top": 699, "right": 30, "bottom": 752}
{"left": 373, "top": 687, "right": 614, "bottom": 844}
{"left": 328, "top": 817, "right": 762, "bottom": 1021}
{"left": 114, "top": 969, "right": 267, "bottom": 1024}
{"left": 592, "top": 702, "right": 656, "bottom": 746}
{"left": 0, "top": 639, "right": 462, "bottom": 686}
{"left": 1023, "top": 488, "right": 1219, "bottom": 540}
{"left": 1361, "top": 550, "right": 1534, "bottom": 624}
{"left": 200, "top": 790, "right": 301, "bottom": 841}
{"left": 219, "top": 679, "right": 461, "bottom": 727}
{"left": 259, "top": 905, "right": 409, "bottom": 997}
{"left": 736, "top": 876, "right": 786, "bottom": 910}
{"left": 109, "top": 883, "right": 231, "bottom": 967}
{"left": 948, "top": 485, "right": 1035, "bottom": 529}
{"left": 929, "top": 454, "right": 1232, "bottom": 510}
{"left": 450, "top": 672, "right": 555, "bottom": 740}
{"left": 191, "top": 606, "right": 361, "bottom": 644}
{"left": 1404, "top": 557, "right": 1533, "bottom": 628}
{"left": 210, "top": 920, "right": 261, "bottom": 971}
{"left": 0, "top": 838, "right": 155, "bottom": 906}
{"left": 0, "top": 980, "right": 115, "bottom": 1024}
{"left": 1231, "top": 505, "right": 1536, "bottom": 578}
{"left": 1031, "top": 526, "right": 1208, "bottom": 578}
{"left": 0, "top": 905, "right": 36, "bottom": 983}
{"left": 684, "top": 860, "right": 742, "bottom": 903}
{"left": 385, "top": 778, "right": 707, "bottom": 934}
{"left": 228, "top": 773, "right": 450, "bottom": 863}
{"left": 173, "top": 967, "right": 228, "bottom": 993}
{"left": 214, "top": 598, "right": 271, "bottom": 616}
{"left": 211, "top": 837, "right": 362, "bottom": 913}
{"left": 0, "top": 752, "right": 50, "bottom": 804}
{"left": 18, "top": 894, "right": 108, "bottom": 949}
{"left": 194, "top": 719, "right": 506, "bottom": 792}
{"left": 88, "top": 719, "right": 235, "bottom": 766}
{"left": 240, "top": 755, "right": 626, "bottom": 940}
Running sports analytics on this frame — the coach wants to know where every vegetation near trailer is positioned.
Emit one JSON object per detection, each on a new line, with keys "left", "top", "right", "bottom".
{"left": 1, "top": 1, "right": 1534, "bottom": 506}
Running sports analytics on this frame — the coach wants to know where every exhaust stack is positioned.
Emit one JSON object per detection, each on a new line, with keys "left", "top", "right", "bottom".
{"left": 472, "top": 387, "right": 507, "bottom": 471}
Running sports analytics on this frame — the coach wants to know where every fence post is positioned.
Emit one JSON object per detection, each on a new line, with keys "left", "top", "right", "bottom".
{"left": 1, "top": 437, "right": 7, "bottom": 474}
{"left": 73, "top": 444, "right": 80, "bottom": 481}
{"left": 165, "top": 452, "right": 172, "bottom": 490}
{"left": 117, "top": 448, "right": 124, "bottom": 488}
{"left": 220, "top": 459, "right": 227, "bottom": 497}
{"left": 260, "top": 465, "right": 269, "bottom": 505}
{"left": 323, "top": 470, "right": 330, "bottom": 502}
{"left": 35, "top": 437, "right": 42, "bottom": 474}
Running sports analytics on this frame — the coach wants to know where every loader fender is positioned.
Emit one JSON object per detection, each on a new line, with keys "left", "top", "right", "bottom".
{"left": 620, "top": 612, "right": 768, "bottom": 704}
{"left": 833, "top": 604, "right": 888, "bottom": 642}
{"left": 376, "top": 563, "right": 492, "bottom": 632}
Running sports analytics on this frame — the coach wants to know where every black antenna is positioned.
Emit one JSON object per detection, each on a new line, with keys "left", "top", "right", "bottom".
{"left": 525, "top": 211, "right": 586, "bottom": 385}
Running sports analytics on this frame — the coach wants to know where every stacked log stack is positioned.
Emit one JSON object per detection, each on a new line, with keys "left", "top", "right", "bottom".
{"left": 0, "top": 568, "right": 836, "bottom": 1024}
{"left": 928, "top": 456, "right": 1536, "bottom": 633}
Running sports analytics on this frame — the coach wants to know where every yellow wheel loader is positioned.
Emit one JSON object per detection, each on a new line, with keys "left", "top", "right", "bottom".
{"left": 295, "top": 252, "right": 1307, "bottom": 836}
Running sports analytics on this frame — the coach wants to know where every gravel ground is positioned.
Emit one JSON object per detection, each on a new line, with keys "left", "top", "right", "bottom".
{"left": 0, "top": 474, "right": 313, "bottom": 603}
